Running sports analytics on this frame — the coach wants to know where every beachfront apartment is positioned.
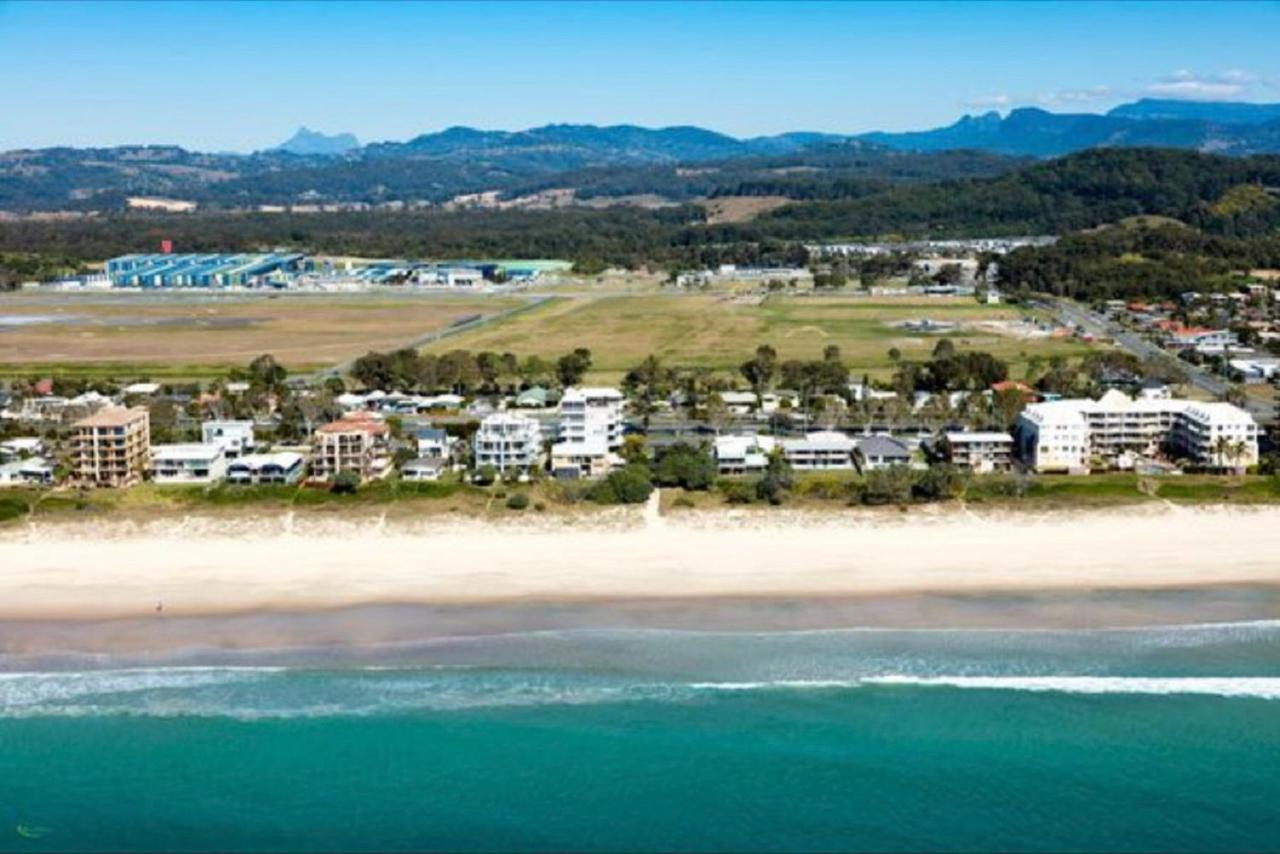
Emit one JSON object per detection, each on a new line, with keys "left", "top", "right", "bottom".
{"left": 558, "top": 387, "right": 625, "bottom": 449}
{"left": 150, "top": 443, "right": 228, "bottom": 485}
{"left": 549, "top": 387, "right": 625, "bottom": 478}
{"left": 226, "top": 452, "right": 306, "bottom": 485}
{"left": 1016, "top": 391, "right": 1259, "bottom": 473}
{"left": 71, "top": 406, "right": 151, "bottom": 487}
{"left": 713, "top": 434, "right": 779, "bottom": 475}
{"left": 1015, "top": 403, "right": 1090, "bottom": 473}
{"left": 781, "top": 431, "right": 857, "bottom": 470}
{"left": 1168, "top": 402, "right": 1261, "bottom": 471}
{"left": 944, "top": 431, "right": 1014, "bottom": 473}
{"left": 473, "top": 412, "right": 543, "bottom": 476}
{"left": 201, "top": 420, "right": 256, "bottom": 458}
{"left": 310, "top": 412, "right": 393, "bottom": 483}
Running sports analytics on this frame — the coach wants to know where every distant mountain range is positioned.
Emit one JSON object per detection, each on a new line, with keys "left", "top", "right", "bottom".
{"left": 2, "top": 100, "right": 1280, "bottom": 213}
{"left": 860, "top": 99, "right": 1280, "bottom": 157}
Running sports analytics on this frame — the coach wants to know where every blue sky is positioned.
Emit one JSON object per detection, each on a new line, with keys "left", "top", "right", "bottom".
{"left": 1, "top": 0, "right": 1278, "bottom": 151}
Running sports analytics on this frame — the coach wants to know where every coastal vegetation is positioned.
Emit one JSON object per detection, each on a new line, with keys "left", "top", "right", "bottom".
{"left": 6, "top": 470, "right": 1280, "bottom": 529}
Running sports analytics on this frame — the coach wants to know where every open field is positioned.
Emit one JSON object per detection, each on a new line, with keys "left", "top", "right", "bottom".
{"left": 0, "top": 292, "right": 521, "bottom": 377}
{"left": 425, "top": 293, "right": 1095, "bottom": 382}
{"left": 699, "top": 195, "right": 794, "bottom": 224}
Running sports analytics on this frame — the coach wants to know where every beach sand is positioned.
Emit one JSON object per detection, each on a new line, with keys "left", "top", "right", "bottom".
{"left": 2, "top": 502, "right": 1278, "bottom": 627}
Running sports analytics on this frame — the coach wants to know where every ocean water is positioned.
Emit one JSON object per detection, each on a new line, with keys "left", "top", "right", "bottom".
{"left": 1, "top": 621, "right": 1279, "bottom": 852}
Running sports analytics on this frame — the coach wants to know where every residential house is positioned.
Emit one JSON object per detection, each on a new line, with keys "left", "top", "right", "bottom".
{"left": 856, "top": 435, "right": 911, "bottom": 470}
{"left": 944, "top": 431, "right": 1014, "bottom": 473}
{"left": 413, "top": 426, "right": 455, "bottom": 461}
{"left": 719, "top": 391, "right": 760, "bottom": 416}
{"left": 201, "top": 420, "right": 255, "bottom": 458}
{"left": 514, "top": 387, "right": 553, "bottom": 409}
{"left": 401, "top": 457, "right": 447, "bottom": 482}
{"left": 71, "top": 407, "right": 151, "bottom": 487}
{"left": 150, "top": 443, "right": 228, "bottom": 485}
{"left": 713, "top": 434, "right": 778, "bottom": 475}
{"left": 226, "top": 452, "right": 306, "bottom": 485}
{"left": 0, "top": 437, "right": 46, "bottom": 462}
{"left": 0, "top": 457, "right": 55, "bottom": 488}
{"left": 781, "top": 430, "right": 857, "bottom": 470}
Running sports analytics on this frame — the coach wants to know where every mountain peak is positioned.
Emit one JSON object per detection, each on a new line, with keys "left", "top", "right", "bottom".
{"left": 273, "top": 127, "right": 360, "bottom": 156}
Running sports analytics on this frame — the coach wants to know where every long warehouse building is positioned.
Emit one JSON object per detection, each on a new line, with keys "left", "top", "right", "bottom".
{"left": 105, "top": 253, "right": 307, "bottom": 288}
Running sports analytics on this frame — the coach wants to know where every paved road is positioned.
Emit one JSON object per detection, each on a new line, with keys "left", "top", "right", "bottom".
{"left": 1052, "top": 299, "right": 1273, "bottom": 422}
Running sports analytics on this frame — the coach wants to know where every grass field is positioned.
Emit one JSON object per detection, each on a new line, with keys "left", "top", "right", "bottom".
{"left": 424, "top": 293, "right": 1094, "bottom": 382}
{"left": 0, "top": 292, "right": 521, "bottom": 378}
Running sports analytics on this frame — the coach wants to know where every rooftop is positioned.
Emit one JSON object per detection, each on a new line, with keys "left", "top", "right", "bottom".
{"left": 74, "top": 406, "right": 148, "bottom": 429}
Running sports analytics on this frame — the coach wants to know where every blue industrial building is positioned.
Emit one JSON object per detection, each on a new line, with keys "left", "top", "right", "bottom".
{"left": 104, "top": 253, "right": 308, "bottom": 288}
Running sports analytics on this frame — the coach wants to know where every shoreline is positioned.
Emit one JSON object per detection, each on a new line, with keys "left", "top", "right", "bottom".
{"left": 3, "top": 503, "right": 1280, "bottom": 626}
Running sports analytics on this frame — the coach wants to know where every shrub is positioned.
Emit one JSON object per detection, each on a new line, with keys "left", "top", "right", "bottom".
{"left": 505, "top": 492, "right": 530, "bottom": 511}
{"left": 671, "top": 495, "right": 695, "bottom": 508}
{"left": 793, "top": 473, "right": 858, "bottom": 501}
{"left": 860, "top": 467, "right": 915, "bottom": 506}
{"left": 652, "top": 442, "right": 717, "bottom": 491}
{"left": 717, "top": 478, "right": 757, "bottom": 505}
{"left": 330, "top": 470, "right": 361, "bottom": 495}
{"left": 590, "top": 465, "right": 653, "bottom": 505}
{"left": 912, "top": 465, "right": 969, "bottom": 502}
{"left": 0, "top": 496, "right": 30, "bottom": 523}
{"left": 754, "top": 449, "right": 795, "bottom": 505}
{"left": 472, "top": 464, "right": 498, "bottom": 486}
{"left": 534, "top": 501, "right": 546, "bottom": 512}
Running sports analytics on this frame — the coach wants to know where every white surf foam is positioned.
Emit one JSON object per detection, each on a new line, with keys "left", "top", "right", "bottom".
{"left": 864, "top": 675, "right": 1280, "bottom": 699}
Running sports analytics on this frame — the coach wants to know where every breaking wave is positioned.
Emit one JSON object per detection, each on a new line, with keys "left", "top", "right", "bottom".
{"left": 863, "top": 675, "right": 1280, "bottom": 699}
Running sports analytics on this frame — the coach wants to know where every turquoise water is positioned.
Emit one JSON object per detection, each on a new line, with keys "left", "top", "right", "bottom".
{"left": 1, "top": 622, "right": 1279, "bottom": 852}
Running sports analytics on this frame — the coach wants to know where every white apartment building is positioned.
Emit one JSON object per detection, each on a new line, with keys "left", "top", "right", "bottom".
{"left": 944, "top": 431, "right": 1014, "bottom": 473}
{"left": 473, "top": 412, "right": 544, "bottom": 475}
{"left": 780, "top": 430, "right": 857, "bottom": 470}
{"left": 1016, "top": 402, "right": 1090, "bottom": 473}
{"left": 551, "top": 387, "right": 625, "bottom": 477}
{"left": 1169, "top": 402, "right": 1261, "bottom": 470}
{"left": 1017, "top": 391, "right": 1259, "bottom": 473}
{"left": 713, "top": 434, "right": 778, "bottom": 475}
{"left": 150, "top": 443, "right": 228, "bottom": 485}
{"left": 201, "top": 420, "right": 256, "bottom": 458}
{"left": 226, "top": 452, "right": 306, "bottom": 485}
{"left": 557, "top": 387, "right": 625, "bottom": 449}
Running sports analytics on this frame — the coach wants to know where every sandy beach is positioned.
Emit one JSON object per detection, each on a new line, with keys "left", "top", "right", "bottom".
{"left": 2, "top": 501, "right": 1279, "bottom": 624}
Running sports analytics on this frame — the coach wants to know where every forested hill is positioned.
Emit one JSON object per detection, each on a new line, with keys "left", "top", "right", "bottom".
{"left": 749, "top": 148, "right": 1280, "bottom": 240}
{"left": 3, "top": 148, "right": 1280, "bottom": 291}
{"left": 6, "top": 100, "right": 1280, "bottom": 213}
{"left": 0, "top": 135, "right": 1022, "bottom": 213}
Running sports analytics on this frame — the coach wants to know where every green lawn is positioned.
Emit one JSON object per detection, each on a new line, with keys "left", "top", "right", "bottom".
{"left": 425, "top": 293, "right": 1093, "bottom": 383}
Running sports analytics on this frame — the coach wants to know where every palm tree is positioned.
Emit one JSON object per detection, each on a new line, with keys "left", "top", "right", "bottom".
{"left": 1212, "top": 435, "right": 1233, "bottom": 472}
